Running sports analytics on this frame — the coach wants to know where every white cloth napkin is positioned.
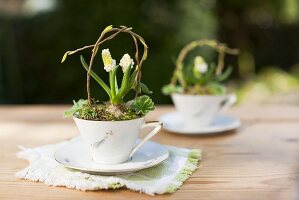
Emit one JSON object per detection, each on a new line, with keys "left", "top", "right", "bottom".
{"left": 16, "top": 138, "right": 201, "bottom": 195}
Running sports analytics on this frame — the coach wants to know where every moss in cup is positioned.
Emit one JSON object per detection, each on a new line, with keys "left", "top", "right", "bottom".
{"left": 62, "top": 25, "right": 154, "bottom": 121}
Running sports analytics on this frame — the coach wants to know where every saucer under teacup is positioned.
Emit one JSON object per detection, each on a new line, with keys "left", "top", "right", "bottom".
{"left": 54, "top": 137, "right": 169, "bottom": 175}
{"left": 159, "top": 112, "right": 241, "bottom": 135}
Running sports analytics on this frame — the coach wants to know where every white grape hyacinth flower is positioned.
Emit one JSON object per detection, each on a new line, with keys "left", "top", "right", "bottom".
{"left": 102, "top": 49, "right": 116, "bottom": 72}
{"left": 119, "top": 54, "right": 134, "bottom": 72}
{"left": 194, "top": 56, "right": 208, "bottom": 73}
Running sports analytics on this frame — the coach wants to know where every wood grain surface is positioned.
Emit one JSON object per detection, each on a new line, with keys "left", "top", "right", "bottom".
{"left": 0, "top": 105, "right": 299, "bottom": 200}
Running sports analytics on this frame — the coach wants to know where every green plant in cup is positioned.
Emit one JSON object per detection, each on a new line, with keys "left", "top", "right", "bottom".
{"left": 62, "top": 25, "right": 154, "bottom": 121}
{"left": 162, "top": 39, "right": 239, "bottom": 95}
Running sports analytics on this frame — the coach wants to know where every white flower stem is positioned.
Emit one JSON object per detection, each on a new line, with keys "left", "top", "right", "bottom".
{"left": 109, "top": 67, "right": 118, "bottom": 99}
{"left": 114, "top": 67, "right": 131, "bottom": 104}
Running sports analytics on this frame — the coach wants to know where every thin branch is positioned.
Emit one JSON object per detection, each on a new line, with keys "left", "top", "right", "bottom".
{"left": 69, "top": 44, "right": 95, "bottom": 54}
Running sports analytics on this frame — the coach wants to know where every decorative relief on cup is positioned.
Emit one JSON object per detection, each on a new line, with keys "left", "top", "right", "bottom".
{"left": 91, "top": 131, "right": 113, "bottom": 148}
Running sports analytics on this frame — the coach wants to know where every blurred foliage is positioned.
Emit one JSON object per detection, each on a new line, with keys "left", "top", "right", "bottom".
{"left": 0, "top": 0, "right": 299, "bottom": 104}
{"left": 217, "top": 0, "right": 299, "bottom": 77}
{"left": 0, "top": 0, "right": 216, "bottom": 104}
{"left": 237, "top": 67, "right": 299, "bottom": 104}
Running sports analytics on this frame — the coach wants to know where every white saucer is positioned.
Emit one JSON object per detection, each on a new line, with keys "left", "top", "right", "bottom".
{"left": 159, "top": 112, "right": 241, "bottom": 135}
{"left": 54, "top": 138, "right": 169, "bottom": 175}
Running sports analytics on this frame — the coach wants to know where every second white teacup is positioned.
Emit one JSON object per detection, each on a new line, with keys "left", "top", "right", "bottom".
{"left": 171, "top": 93, "right": 236, "bottom": 128}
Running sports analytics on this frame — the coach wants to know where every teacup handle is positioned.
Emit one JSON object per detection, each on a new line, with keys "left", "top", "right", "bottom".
{"left": 129, "top": 121, "right": 163, "bottom": 159}
{"left": 220, "top": 93, "right": 237, "bottom": 111}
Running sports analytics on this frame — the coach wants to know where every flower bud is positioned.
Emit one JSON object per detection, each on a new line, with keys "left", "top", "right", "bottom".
{"left": 119, "top": 54, "right": 134, "bottom": 72}
{"left": 194, "top": 56, "right": 208, "bottom": 73}
{"left": 102, "top": 49, "right": 116, "bottom": 72}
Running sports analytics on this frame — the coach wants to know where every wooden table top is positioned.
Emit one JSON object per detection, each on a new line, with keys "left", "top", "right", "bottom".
{"left": 1, "top": 105, "right": 299, "bottom": 200}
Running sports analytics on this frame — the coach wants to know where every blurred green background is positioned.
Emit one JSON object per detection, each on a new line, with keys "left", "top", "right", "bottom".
{"left": 1, "top": 0, "right": 299, "bottom": 104}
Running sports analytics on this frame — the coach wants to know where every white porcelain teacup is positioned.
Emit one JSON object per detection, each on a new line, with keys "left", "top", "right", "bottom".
{"left": 74, "top": 117, "right": 162, "bottom": 164}
{"left": 171, "top": 93, "right": 236, "bottom": 128}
